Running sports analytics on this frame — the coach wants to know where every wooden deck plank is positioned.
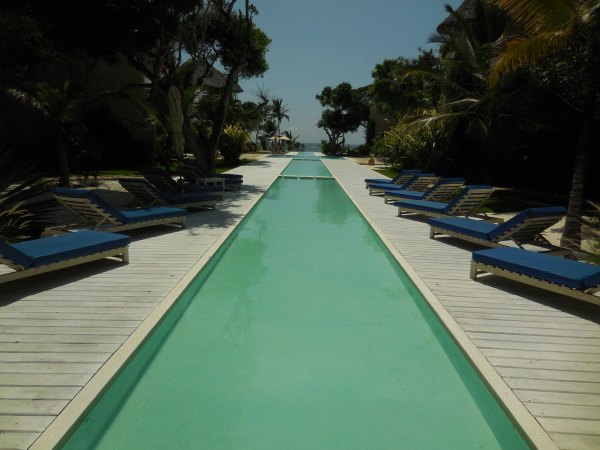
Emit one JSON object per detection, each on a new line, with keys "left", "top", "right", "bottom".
{"left": 0, "top": 416, "right": 55, "bottom": 432}
{"left": 0, "top": 386, "right": 80, "bottom": 401}
{"left": 0, "top": 432, "right": 39, "bottom": 449}
{"left": 0, "top": 399, "right": 69, "bottom": 415}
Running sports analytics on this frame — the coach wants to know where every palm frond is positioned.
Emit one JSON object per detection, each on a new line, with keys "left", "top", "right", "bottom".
{"left": 489, "top": 31, "right": 570, "bottom": 85}
{"left": 489, "top": 0, "right": 576, "bottom": 35}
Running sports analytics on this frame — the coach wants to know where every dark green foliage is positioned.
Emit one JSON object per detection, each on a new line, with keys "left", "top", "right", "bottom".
{"left": 370, "top": 50, "right": 441, "bottom": 117}
{"left": 0, "top": 135, "right": 61, "bottom": 242}
{"left": 316, "top": 83, "right": 369, "bottom": 154}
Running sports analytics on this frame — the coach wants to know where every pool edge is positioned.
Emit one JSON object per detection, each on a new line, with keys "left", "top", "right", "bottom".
{"left": 29, "top": 158, "right": 293, "bottom": 450}
{"left": 324, "top": 162, "right": 558, "bottom": 450}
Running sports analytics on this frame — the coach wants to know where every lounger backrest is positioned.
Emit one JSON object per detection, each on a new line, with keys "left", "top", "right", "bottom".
{"left": 178, "top": 165, "right": 199, "bottom": 184}
{"left": 444, "top": 185, "right": 493, "bottom": 215}
{"left": 424, "top": 178, "right": 465, "bottom": 201}
{"left": 118, "top": 179, "right": 166, "bottom": 207}
{"left": 141, "top": 167, "right": 180, "bottom": 194}
{"left": 392, "top": 169, "right": 422, "bottom": 184}
{"left": 404, "top": 174, "right": 438, "bottom": 191}
{"left": 0, "top": 240, "right": 32, "bottom": 269}
{"left": 54, "top": 188, "right": 127, "bottom": 226}
{"left": 488, "top": 207, "right": 567, "bottom": 242}
{"left": 192, "top": 164, "right": 211, "bottom": 178}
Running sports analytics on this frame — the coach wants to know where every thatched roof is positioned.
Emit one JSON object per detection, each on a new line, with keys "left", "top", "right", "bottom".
{"left": 436, "top": 0, "right": 482, "bottom": 34}
{"left": 202, "top": 65, "right": 243, "bottom": 93}
{"left": 178, "top": 61, "right": 243, "bottom": 93}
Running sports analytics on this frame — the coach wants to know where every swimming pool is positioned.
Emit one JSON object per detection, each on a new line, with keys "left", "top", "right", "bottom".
{"left": 61, "top": 157, "right": 529, "bottom": 449}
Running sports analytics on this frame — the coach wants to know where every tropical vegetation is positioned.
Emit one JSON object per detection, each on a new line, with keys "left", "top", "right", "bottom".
{"left": 316, "top": 0, "right": 599, "bottom": 250}
{"left": 0, "top": 0, "right": 274, "bottom": 239}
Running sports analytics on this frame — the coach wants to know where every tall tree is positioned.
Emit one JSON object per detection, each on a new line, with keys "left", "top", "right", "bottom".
{"left": 488, "top": 0, "right": 600, "bottom": 249}
{"left": 316, "top": 82, "right": 369, "bottom": 154}
{"left": 203, "top": 1, "right": 270, "bottom": 172}
{"left": 271, "top": 98, "right": 289, "bottom": 136}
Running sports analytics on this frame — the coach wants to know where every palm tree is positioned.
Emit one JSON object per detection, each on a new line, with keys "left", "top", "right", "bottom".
{"left": 488, "top": 0, "right": 600, "bottom": 249}
{"left": 8, "top": 82, "right": 83, "bottom": 187}
{"left": 271, "top": 98, "right": 289, "bottom": 136}
{"left": 399, "top": 3, "right": 516, "bottom": 181}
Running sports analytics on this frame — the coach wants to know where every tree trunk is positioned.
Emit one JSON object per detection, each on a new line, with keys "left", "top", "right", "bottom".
{"left": 560, "top": 110, "right": 593, "bottom": 249}
{"left": 57, "top": 135, "right": 70, "bottom": 187}
{"left": 182, "top": 122, "right": 208, "bottom": 169}
{"left": 206, "top": 63, "right": 245, "bottom": 173}
{"left": 560, "top": 53, "right": 599, "bottom": 249}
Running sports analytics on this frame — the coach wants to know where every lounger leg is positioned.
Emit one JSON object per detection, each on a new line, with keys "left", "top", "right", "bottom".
{"left": 470, "top": 262, "right": 479, "bottom": 280}
{"left": 122, "top": 248, "right": 130, "bottom": 264}
{"left": 397, "top": 208, "right": 403, "bottom": 217}
{"left": 181, "top": 217, "right": 188, "bottom": 228}
{"left": 430, "top": 228, "right": 436, "bottom": 239}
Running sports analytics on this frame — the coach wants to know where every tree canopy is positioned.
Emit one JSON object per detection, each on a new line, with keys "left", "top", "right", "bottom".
{"left": 316, "top": 82, "right": 369, "bottom": 154}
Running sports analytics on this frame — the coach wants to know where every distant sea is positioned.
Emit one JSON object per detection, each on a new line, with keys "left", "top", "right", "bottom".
{"left": 301, "top": 143, "right": 359, "bottom": 152}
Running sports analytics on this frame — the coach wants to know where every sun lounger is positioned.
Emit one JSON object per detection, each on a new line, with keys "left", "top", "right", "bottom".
{"left": 369, "top": 173, "right": 438, "bottom": 196}
{"left": 119, "top": 178, "right": 220, "bottom": 210}
{"left": 429, "top": 207, "right": 567, "bottom": 251}
{"left": 470, "top": 247, "right": 600, "bottom": 306}
{"left": 384, "top": 178, "right": 465, "bottom": 204}
{"left": 0, "top": 230, "right": 130, "bottom": 283}
{"left": 394, "top": 185, "right": 494, "bottom": 218}
{"left": 54, "top": 187, "right": 187, "bottom": 231}
{"left": 179, "top": 164, "right": 243, "bottom": 190}
{"left": 364, "top": 169, "right": 422, "bottom": 189}
{"left": 141, "top": 167, "right": 225, "bottom": 198}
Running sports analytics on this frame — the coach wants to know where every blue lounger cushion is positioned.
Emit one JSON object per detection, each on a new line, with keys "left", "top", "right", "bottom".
{"left": 393, "top": 198, "right": 449, "bottom": 212}
{"left": 429, "top": 217, "right": 498, "bottom": 240}
{"left": 383, "top": 189, "right": 426, "bottom": 200}
{"left": 4, "top": 230, "right": 130, "bottom": 268}
{"left": 473, "top": 247, "right": 600, "bottom": 291}
{"left": 120, "top": 207, "right": 189, "bottom": 222}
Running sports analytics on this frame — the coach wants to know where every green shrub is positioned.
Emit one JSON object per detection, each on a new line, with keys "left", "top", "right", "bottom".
{"left": 221, "top": 124, "right": 250, "bottom": 164}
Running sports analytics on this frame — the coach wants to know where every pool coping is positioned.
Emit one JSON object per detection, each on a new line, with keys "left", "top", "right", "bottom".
{"left": 324, "top": 161, "right": 558, "bottom": 450}
{"left": 30, "top": 156, "right": 293, "bottom": 450}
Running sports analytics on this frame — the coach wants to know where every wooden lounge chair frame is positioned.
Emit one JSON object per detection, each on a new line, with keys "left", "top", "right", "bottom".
{"left": 364, "top": 171, "right": 421, "bottom": 190}
{"left": 369, "top": 175, "right": 438, "bottom": 196}
{"left": 177, "top": 166, "right": 226, "bottom": 189}
{"left": 384, "top": 179, "right": 465, "bottom": 204}
{"left": 54, "top": 193, "right": 187, "bottom": 232}
{"left": 470, "top": 260, "right": 600, "bottom": 306}
{"left": 0, "top": 243, "right": 129, "bottom": 284}
{"left": 430, "top": 212, "right": 566, "bottom": 253}
{"left": 142, "top": 168, "right": 225, "bottom": 199}
{"left": 119, "top": 179, "right": 218, "bottom": 210}
{"left": 179, "top": 164, "right": 242, "bottom": 190}
{"left": 397, "top": 186, "right": 494, "bottom": 220}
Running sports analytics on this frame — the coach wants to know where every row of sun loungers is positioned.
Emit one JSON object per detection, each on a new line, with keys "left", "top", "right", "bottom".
{"left": 1, "top": 167, "right": 244, "bottom": 283}
{"left": 365, "top": 170, "right": 600, "bottom": 306}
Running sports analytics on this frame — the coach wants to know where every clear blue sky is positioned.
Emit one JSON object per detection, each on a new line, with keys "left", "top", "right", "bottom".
{"left": 238, "top": 0, "right": 460, "bottom": 145}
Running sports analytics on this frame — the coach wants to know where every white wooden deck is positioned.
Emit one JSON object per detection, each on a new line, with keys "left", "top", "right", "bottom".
{"left": 1, "top": 155, "right": 599, "bottom": 449}
{"left": 323, "top": 158, "right": 600, "bottom": 450}
{"left": 0, "top": 157, "right": 290, "bottom": 449}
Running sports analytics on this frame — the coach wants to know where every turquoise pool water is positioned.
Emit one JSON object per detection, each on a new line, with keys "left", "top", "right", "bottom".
{"left": 63, "top": 158, "right": 529, "bottom": 449}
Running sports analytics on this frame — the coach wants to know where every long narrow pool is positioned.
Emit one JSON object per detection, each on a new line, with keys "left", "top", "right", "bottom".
{"left": 63, "top": 157, "right": 529, "bottom": 449}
